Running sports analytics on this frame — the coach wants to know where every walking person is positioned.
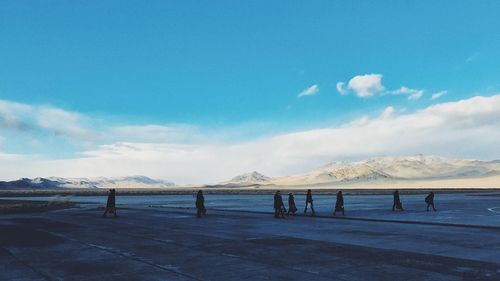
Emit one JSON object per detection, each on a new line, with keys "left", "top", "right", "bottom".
{"left": 425, "top": 191, "right": 437, "bottom": 211}
{"left": 392, "top": 190, "right": 404, "bottom": 211}
{"left": 304, "top": 189, "right": 316, "bottom": 216}
{"left": 102, "top": 189, "right": 117, "bottom": 218}
{"left": 196, "top": 190, "right": 207, "bottom": 218}
{"left": 274, "top": 191, "right": 286, "bottom": 218}
{"left": 287, "top": 193, "right": 298, "bottom": 216}
{"left": 333, "top": 191, "right": 345, "bottom": 216}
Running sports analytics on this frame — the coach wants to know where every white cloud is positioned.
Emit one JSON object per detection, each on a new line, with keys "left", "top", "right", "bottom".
{"left": 408, "top": 92, "right": 423, "bottom": 100}
{"left": 0, "top": 100, "right": 33, "bottom": 131}
{"left": 36, "top": 107, "right": 96, "bottom": 139}
{"left": 390, "top": 86, "right": 417, "bottom": 95}
{"left": 111, "top": 125, "right": 200, "bottom": 143}
{"left": 336, "top": 82, "right": 348, "bottom": 95}
{"left": 389, "top": 86, "right": 424, "bottom": 100}
{"left": 431, "top": 90, "right": 447, "bottom": 100}
{"left": 0, "top": 99, "right": 96, "bottom": 139}
{"left": 3, "top": 94, "right": 500, "bottom": 184}
{"left": 297, "top": 84, "right": 319, "bottom": 98}
{"left": 380, "top": 106, "right": 395, "bottom": 119}
{"left": 347, "top": 74, "right": 384, "bottom": 97}
{"left": 337, "top": 75, "right": 427, "bottom": 101}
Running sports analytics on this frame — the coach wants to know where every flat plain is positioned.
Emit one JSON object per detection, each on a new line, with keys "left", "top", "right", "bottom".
{"left": 1, "top": 192, "right": 500, "bottom": 280}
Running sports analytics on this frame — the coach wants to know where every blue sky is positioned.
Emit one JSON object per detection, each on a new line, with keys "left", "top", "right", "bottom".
{"left": 1, "top": 1, "right": 500, "bottom": 183}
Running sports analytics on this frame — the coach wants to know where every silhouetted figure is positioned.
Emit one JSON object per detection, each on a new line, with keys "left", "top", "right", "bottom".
{"left": 196, "top": 190, "right": 206, "bottom": 218}
{"left": 274, "top": 191, "right": 286, "bottom": 218}
{"left": 392, "top": 190, "right": 404, "bottom": 211}
{"left": 102, "top": 189, "right": 117, "bottom": 218}
{"left": 287, "top": 193, "right": 298, "bottom": 216}
{"left": 425, "top": 191, "right": 437, "bottom": 211}
{"left": 304, "top": 189, "right": 316, "bottom": 216}
{"left": 333, "top": 191, "right": 345, "bottom": 216}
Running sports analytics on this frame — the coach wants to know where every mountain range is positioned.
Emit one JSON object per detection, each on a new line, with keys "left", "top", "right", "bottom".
{"left": 222, "top": 155, "right": 500, "bottom": 188}
{"left": 2, "top": 155, "right": 500, "bottom": 189}
{"left": 0, "top": 176, "right": 175, "bottom": 189}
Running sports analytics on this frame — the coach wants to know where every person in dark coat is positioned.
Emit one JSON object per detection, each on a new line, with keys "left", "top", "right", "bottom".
{"left": 425, "top": 191, "right": 437, "bottom": 211}
{"left": 102, "top": 189, "right": 117, "bottom": 218}
{"left": 333, "top": 191, "right": 345, "bottom": 216}
{"left": 287, "top": 193, "right": 298, "bottom": 216}
{"left": 304, "top": 189, "right": 316, "bottom": 216}
{"left": 274, "top": 191, "right": 286, "bottom": 218}
{"left": 392, "top": 190, "right": 404, "bottom": 211}
{"left": 196, "top": 190, "right": 206, "bottom": 218}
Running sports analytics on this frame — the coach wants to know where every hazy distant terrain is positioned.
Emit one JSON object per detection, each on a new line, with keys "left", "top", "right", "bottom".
{"left": 2, "top": 155, "right": 500, "bottom": 190}
{"left": 0, "top": 176, "right": 175, "bottom": 189}
{"left": 222, "top": 155, "right": 500, "bottom": 188}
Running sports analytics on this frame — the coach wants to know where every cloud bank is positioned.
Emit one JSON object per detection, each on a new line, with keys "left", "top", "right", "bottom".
{"left": 1, "top": 95, "right": 500, "bottom": 184}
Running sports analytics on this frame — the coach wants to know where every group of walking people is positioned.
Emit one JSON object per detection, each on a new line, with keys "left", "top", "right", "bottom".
{"left": 274, "top": 189, "right": 436, "bottom": 218}
{"left": 274, "top": 189, "right": 345, "bottom": 218}
{"left": 103, "top": 188, "right": 437, "bottom": 219}
{"left": 391, "top": 190, "right": 436, "bottom": 212}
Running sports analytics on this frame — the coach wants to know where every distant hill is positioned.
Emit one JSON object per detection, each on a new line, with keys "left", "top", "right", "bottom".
{"left": 208, "top": 171, "right": 272, "bottom": 188}
{"left": 0, "top": 176, "right": 175, "bottom": 189}
{"left": 228, "top": 171, "right": 271, "bottom": 184}
{"left": 219, "top": 155, "right": 500, "bottom": 187}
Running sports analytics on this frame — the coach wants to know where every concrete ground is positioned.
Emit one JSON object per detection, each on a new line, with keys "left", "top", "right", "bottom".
{"left": 1, "top": 206, "right": 500, "bottom": 281}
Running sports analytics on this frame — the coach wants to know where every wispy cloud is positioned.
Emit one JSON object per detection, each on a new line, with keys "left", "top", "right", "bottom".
{"left": 390, "top": 86, "right": 424, "bottom": 100}
{"left": 431, "top": 90, "right": 447, "bottom": 100}
{"left": 380, "top": 106, "right": 395, "bottom": 119}
{"left": 337, "top": 74, "right": 424, "bottom": 101}
{"left": 465, "top": 52, "right": 480, "bottom": 63}
{"left": 297, "top": 84, "right": 319, "bottom": 98}
{"left": 0, "top": 99, "right": 96, "bottom": 139}
{"left": 408, "top": 92, "right": 423, "bottom": 100}
{"left": 336, "top": 82, "right": 348, "bottom": 95}
{"left": 108, "top": 124, "right": 207, "bottom": 145}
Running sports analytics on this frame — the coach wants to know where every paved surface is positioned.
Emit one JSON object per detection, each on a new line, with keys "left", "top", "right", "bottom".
{"left": 1, "top": 206, "right": 500, "bottom": 281}
{"left": 6, "top": 192, "right": 500, "bottom": 227}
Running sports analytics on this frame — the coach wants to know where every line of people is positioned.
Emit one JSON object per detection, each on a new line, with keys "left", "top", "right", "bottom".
{"left": 102, "top": 188, "right": 437, "bottom": 219}
{"left": 274, "top": 189, "right": 436, "bottom": 218}
{"left": 392, "top": 190, "right": 436, "bottom": 212}
{"left": 274, "top": 189, "right": 345, "bottom": 218}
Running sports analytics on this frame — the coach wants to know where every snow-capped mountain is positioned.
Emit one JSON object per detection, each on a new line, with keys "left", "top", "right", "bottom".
{"left": 363, "top": 155, "right": 500, "bottom": 179}
{"left": 218, "top": 155, "right": 500, "bottom": 186}
{"left": 73, "top": 176, "right": 175, "bottom": 188}
{"left": 272, "top": 155, "right": 500, "bottom": 186}
{"left": 0, "top": 176, "right": 175, "bottom": 189}
{"left": 226, "top": 171, "right": 271, "bottom": 184}
{"left": 272, "top": 162, "right": 392, "bottom": 185}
